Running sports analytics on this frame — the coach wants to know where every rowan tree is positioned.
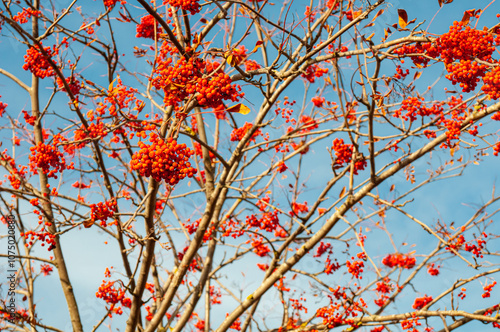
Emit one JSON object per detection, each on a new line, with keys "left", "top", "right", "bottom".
{"left": 0, "top": 0, "right": 499, "bottom": 331}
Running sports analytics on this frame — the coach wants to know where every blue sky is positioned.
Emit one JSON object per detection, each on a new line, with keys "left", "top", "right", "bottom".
{"left": 1, "top": 0, "right": 500, "bottom": 331}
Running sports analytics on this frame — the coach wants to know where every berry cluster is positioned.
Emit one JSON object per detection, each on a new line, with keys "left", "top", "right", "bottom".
{"left": 230, "top": 122, "right": 262, "bottom": 142}
{"left": 436, "top": 22, "right": 497, "bottom": 63}
{"left": 298, "top": 115, "right": 319, "bottom": 133}
{"left": 393, "top": 97, "right": 442, "bottom": 122}
{"left": 427, "top": 263, "right": 440, "bottom": 276}
{"left": 445, "top": 60, "right": 488, "bottom": 93}
{"left": 302, "top": 64, "right": 328, "bottom": 83}
{"left": 394, "top": 64, "right": 410, "bottom": 80}
{"left": 56, "top": 76, "right": 81, "bottom": 97}
{"left": 23, "top": 44, "right": 58, "bottom": 78}
{"left": 96, "top": 280, "right": 131, "bottom": 316}
{"left": 482, "top": 281, "right": 496, "bottom": 298}
{"left": 103, "top": 0, "right": 126, "bottom": 9}
{"left": 246, "top": 211, "right": 280, "bottom": 233}
{"left": 74, "top": 121, "right": 108, "bottom": 146}
{"left": 29, "top": 142, "right": 70, "bottom": 179}
{"left": 291, "top": 201, "right": 309, "bottom": 216}
{"left": 314, "top": 241, "right": 332, "bottom": 257}
{"left": 22, "top": 110, "right": 36, "bottom": 126}
{"left": 1, "top": 150, "right": 27, "bottom": 190}
{"left": 412, "top": 295, "right": 433, "bottom": 310}
{"left": 0, "top": 97, "right": 6, "bottom": 117}
{"left": 96, "top": 76, "right": 139, "bottom": 117}
{"left": 40, "top": 264, "right": 53, "bottom": 276}
{"left": 151, "top": 52, "right": 243, "bottom": 109}
{"left": 244, "top": 59, "right": 261, "bottom": 71}
{"left": 163, "top": 0, "right": 200, "bottom": 15}
{"left": 374, "top": 279, "right": 393, "bottom": 307}
{"left": 482, "top": 66, "right": 500, "bottom": 100}
{"left": 13, "top": 7, "right": 41, "bottom": 24}
{"left": 311, "top": 96, "right": 325, "bottom": 107}
{"left": 332, "top": 138, "right": 366, "bottom": 174}
{"left": 130, "top": 133, "right": 197, "bottom": 185}
{"left": 208, "top": 286, "right": 222, "bottom": 305}
{"left": 21, "top": 230, "right": 56, "bottom": 251}
{"left": 346, "top": 258, "right": 364, "bottom": 279}
{"left": 382, "top": 253, "right": 416, "bottom": 269}
{"left": 251, "top": 237, "right": 271, "bottom": 257}
{"left": 90, "top": 199, "right": 117, "bottom": 227}
{"left": 136, "top": 15, "right": 162, "bottom": 39}
{"left": 316, "top": 286, "right": 367, "bottom": 329}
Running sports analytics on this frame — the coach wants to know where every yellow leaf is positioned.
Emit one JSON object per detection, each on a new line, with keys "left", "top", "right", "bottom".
{"left": 226, "top": 54, "right": 235, "bottom": 66}
{"left": 366, "top": 32, "right": 375, "bottom": 41}
{"left": 390, "top": 184, "right": 395, "bottom": 192}
{"left": 398, "top": 9, "right": 408, "bottom": 28}
{"left": 108, "top": 78, "right": 117, "bottom": 91}
{"left": 339, "top": 186, "right": 346, "bottom": 198}
{"left": 372, "top": 8, "right": 384, "bottom": 21}
{"left": 251, "top": 40, "right": 264, "bottom": 54}
{"left": 226, "top": 103, "right": 250, "bottom": 115}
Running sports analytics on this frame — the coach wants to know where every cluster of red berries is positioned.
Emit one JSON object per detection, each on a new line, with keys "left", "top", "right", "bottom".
{"left": 131, "top": 133, "right": 197, "bottom": 185}
{"left": 23, "top": 44, "right": 58, "bottom": 78}
{"left": 251, "top": 237, "right": 270, "bottom": 257}
{"left": 437, "top": 95, "right": 469, "bottom": 148}
{"left": 393, "top": 43, "right": 433, "bottom": 67}
{"left": 56, "top": 76, "right": 81, "bottom": 97}
{"left": 136, "top": 15, "right": 162, "bottom": 39}
{"left": 298, "top": 115, "right": 319, "bottom": 133}
{"left": 374, "top": 279, "right": 393, "bottom": 307}
{"left": 346, "top": 259, "right": 364, "bottom": 279}
{"left": 74, "top": 121, "right": 108, "bottom": 146}
{"left": 412, "top": 295, "right": 433, "bottom": 310}
{"left": 311, "top": 96, "right": 325, "bottom": 107}
{"left": 482, "top": 281, "right": 497, "bottom": 298}
{"left": 324, "top": 256, "right": 341, "bottom": 274}
{"left": 103, "top": 0, "right": 126, "bottom": 9}
{"left": 1, "top": 150, "right": 27, "bottom": 190}
{"left": 445, "top": 60, "right": 488, "bottom": 93}
{"left": 230, "top": 122, "right": 262, "bottom": 142}
{"left": 21, "top": 230, "right": 56, "bottom": 251}
{"left": 0, "top": 97, "right": 6, "bottom": 117}
{"left": 22, "top": 110, "right": 36, "bottom": 126}
{"left": 316, "top": 287, "right": 367, "bottom": 329}
{"left": 332, "top": 138, "right": 366, "bottom": 174}
{"left": 29, "top": 142, "right": 70, "bottom": 179}
{"left": 96, "top": 280, "right": 131, "bottom": 316}
{"left": 436, "top": 22, "right": 497, "bottom": 63}
{"left": 219, "top": 218, "right": 244, "bottom": 239}
{"left": 163, "top": 0, "right": 200, "bottom": 15}
{"left": 40, "top": 264, "right": 53, "bottom": 276}
{"left": 393, "top": 97, "right": 442, "bottom": 122}
{"left": 427, "top": 263, "right": 440, "bottom": 276}
{"left": 394, "top": 64, "right": 410, "bottom": 80}
{"left": 177, "top": 246, "right": 203, "bottom": 271}
{"left": 151, "top": 52, "right": 243, "bottom": 109}
{"left": 482, "top": 66, "right": 500, "bottom": 100}
{"left": 90, "top": 199, "right": 117, "bottom": 227}
{"left": 13, "top": 7, "right": 41, "bottom": 24}
{"left": 291, "top": 201, "right": 309, "bottom": 216}
{"left": 246, "top": 211, "right": 280, "bottom": 233}
{"left": 302, "top": 64, "right": 328, "bottom": 83}
{"left": 382, "top": 253, "right": 416, "bottom": 269}
{"left": 314, "top": 241, "right": 332, "bottom": 257}
{"left": 244, "top": 59, "right": 261, "bottom": 71}
{"left": 96, "top": 76, "right": 140, "bottom": 117}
